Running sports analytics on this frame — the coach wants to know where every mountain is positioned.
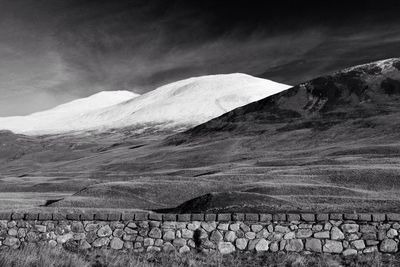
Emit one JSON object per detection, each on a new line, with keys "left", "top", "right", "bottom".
{"left": 0, "top": 74, "right": 290, "bottom": 135}
{"left": 0, "top": 91, "right": 139, "bottom": 135}
{"left": 171, "top": 58, "right": 400, "bottom": 141}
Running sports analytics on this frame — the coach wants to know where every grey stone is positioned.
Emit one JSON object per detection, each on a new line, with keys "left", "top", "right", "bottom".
{"left": 299, "top": 224, "right": 313, "bottom": 229}
{"left": 366, "top": 240, "right": 379, "bottom": 246}
{"left": 126, "top": 222, "right": 137, "bottom": 229}
{"left": 347, "top": 234, "right": 359, "bottom": 241}
{"left": 148, "top": 228, "right": 162, "bottom": 239}
{"left": 179, "top": 245, "right": 191, "bottom": 253}
{"left": 217, "top": 223, "right": 229, "bottom": 231}
{"left": 218, "top": 242, "right": 235, "bottom": 254}
{"left": 393, "top": 223, "right": 400, "bottom": 230}
{"left": 342, "top": 249, "right": 357, "bottom": 256}
{"left": 268, "top": 233, "right": 283, "bottom": 241}
{"left": 163, "top": 242, "right": 175, "bottom": 252}
{"left": 187, "top": 222, "right": 200, "bottom": 231}
{"left": 240, "top": 223, "right": 251, "bottom": 232}
{"left": 85, "top": 223, "right": 98, "bottom": 232}
{"left": 124, "top": 241, "right": 133, "bottom": 249}
{"left": 175, "top": 222, "right": 186, "bottom": 229}
{"left": 202, "top": 240, "right": 216, "bottom": 249}
{"left": 351, "top": 240, "right": 365, "bottom": 250}
{"left": 312, "top": 225, "right": 323, "bottom": 231}
{"left": 284, "top": 232, "right": 295, "bottom": 240}
{"left": 363, "top": 232, "right": 377, "bottom": 240}
{"left": 71, "top": 222, "right": 84, "bottom": 233}
{"left": 181, "top": 229, "right": 194, "bottom": 239}
{"left": 224, "top": 231, "right": 236, "bottom": 242}
{"left": 97, "top": 225, "right": 112, "bottom": 237}
{"left": 147, "top": 246, "right": 161, "bottom": 252}
{"left": 245, "top": 232, "right": 256, "bottom": 240}
{"left": 251, "top": 225, "right": 263, "bottom": 232}
{"left": 255, "top": 239, "right": 269, "bottom": 251}
{"left": 201, "top": 222, "right": 216, "bottom": 232}
{"left": 139, "top": 229, "right": 149, "bottom": 237}
{"left": 56, "top": 233, "right": 73, "bottom": 244}
{"left": 154, "top": 239, "right": 163, "bottom": 247}
{"left": 285, "top": 239, "right": 304, "bottom": 252}
{"left": 210, "top": 230, "right": 223, "bottom": 242}
{"left": 35, "top": 225, "right": 47, "bottom": 233}
{"left": 270, "top": 242, "right": 279, "bottom": 252}
{"left": 305, "top": 238, "right": 322, "bottom": 252}
{"left": 92, "top": 237, "right": 109, "bottom": 247}
{"left": 110, "top": 238, "right": 124, "bottom": 250}
{"left": 331, "top": 227, "right": 345, "bottom": 240}
{"left": 280, "top": 240, "right": 287, "bottom": 251}
{"left": 134, "top": 242, "right": 142, "bottom": 249}
{"left": 296, "top": 229, "right": 313, "bottom": 238}
{"left": 122, "top": 234, "right": 135, "bottom": 241}
{"left": 275, "top": 225, "right": 290, "bottom": 233}
{"left": 324, "top": 223, "right": 332, "bottom": 231}
{"left": 314, "top": 231, "right": 330, "bottom": 239}
{"left": 364, "top": 246, "right": 378, "bottom": 253}
{"left": 113, "top": 229, "right": 124, "bottom": 238}
{"left": 139, "top": 221, "right": 150, "bottom": 228}
{"left": 8, "top": 228, "right": 17, "bottom": 236}
{"left": 341, "top": 224, "right": 359, "bottom": 233}
{"left": 86, "top": 231, "right": 98, "bottom": 243}
{"left": 144, "top": 238, "right": 155, "bottom": 247}
{"left": 387, "top": 229, "right": 398, "bottom": 238}
{"left": 380, "top": 239, "right": 398, "bottom": 253}
{"left": 173, "top": 238, "right": 186, "bottom": 247}
{"left": 73, "top": 233, "right": 86, "bottom": 240}
{"left": 235, "top": 238, "right": 248, "bottom": 250}
{"left": 378, "top": 230, "right": 387, "bottom": 240}
{"left": 323, "top": 240, "right": 343, "bottom": 253}
{"left": 124, "top": 227, "right": 138, "bottom": 235}
{"left": 247, "top": 239, "right": 260, "bottom": 251}
{"left": 360, "top": 225, "right": 375, "bottom": 233}
{"left": 79, "top": 240, "right": 91, "bottom": 250}
{"left": 3, "top": 237, "right": 20, "bottom": 247}
{"left": 230, "top": 223, "right": 240, "bottom": 231}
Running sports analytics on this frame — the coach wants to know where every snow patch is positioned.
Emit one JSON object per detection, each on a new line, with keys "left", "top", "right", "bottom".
{"left": 0, "top": 74, "right": 290, "bottom": 135}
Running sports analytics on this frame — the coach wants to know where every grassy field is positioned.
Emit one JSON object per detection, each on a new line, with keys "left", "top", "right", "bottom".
{"left": 1, "top": 246, "right": 400, "bottom": 267}
{"left": 1, "top": 130, "right": 400, "bottom": 213}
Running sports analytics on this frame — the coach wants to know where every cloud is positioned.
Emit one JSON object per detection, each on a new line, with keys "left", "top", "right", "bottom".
{"left": 0, "top": 0, "right": 399, "bottom": 116}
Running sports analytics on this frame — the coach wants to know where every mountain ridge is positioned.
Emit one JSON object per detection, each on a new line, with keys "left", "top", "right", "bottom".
{"left": 0, "top": 73, "right": 290, "bottom": 135}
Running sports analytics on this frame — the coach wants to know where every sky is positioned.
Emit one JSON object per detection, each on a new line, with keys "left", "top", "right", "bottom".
{"left": 0, "top": 0, "right": 400, "bottom": 116}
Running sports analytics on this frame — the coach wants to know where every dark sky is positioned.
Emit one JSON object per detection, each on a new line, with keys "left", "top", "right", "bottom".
{"left": 1, "top": 0, "right": 400, "bottom": 116}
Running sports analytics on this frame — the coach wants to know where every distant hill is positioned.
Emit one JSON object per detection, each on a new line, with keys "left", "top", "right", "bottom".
{"left": 0, "top": 74, "right": 290, "bottom": 135}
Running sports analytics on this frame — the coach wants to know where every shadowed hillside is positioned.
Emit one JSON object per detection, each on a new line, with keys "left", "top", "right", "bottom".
{"left": 170, "top": 58, "right": 400, "bottom": 142}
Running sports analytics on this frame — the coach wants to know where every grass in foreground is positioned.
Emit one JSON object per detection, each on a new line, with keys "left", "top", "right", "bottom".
{"left": 1, "top": 246, "right": 400, "bottom": 267}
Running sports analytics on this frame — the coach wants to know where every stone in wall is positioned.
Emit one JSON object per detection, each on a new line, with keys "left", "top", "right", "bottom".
{"left": 0, "top": 212, "right": 399, "bottom": 255}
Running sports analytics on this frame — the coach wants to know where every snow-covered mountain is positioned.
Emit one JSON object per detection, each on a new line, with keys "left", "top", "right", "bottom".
{"left": 0, "top": 73, "right": 290, "bottom": 135}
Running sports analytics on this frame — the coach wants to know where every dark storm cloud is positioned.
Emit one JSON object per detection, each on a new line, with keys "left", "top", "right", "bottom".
{"left": 0, "top": 0, "right": 399, "bottom": 115}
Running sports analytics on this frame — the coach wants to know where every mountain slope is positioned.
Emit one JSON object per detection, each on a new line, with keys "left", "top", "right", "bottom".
{"left": 0, "top": 91, "right": 139, "bottom": 135}
{"left": 171, "top": 58, "right": 400, "bottom": 141}
{"left": 0, "top": 74, "right": 290, "bottom": 135}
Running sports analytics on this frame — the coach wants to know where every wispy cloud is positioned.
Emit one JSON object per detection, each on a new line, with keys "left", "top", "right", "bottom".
{"left": 0, "top": 0, "right": 399, "bottom": 116}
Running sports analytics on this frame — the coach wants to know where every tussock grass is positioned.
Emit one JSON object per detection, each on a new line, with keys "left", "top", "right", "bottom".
{"left": 1, "top": 246, "right": 400, "bottom": 267}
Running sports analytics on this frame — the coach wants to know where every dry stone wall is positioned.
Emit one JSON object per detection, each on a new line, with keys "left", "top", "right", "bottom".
{"left": 1, "top": 211, "right": 400, "bottom": 255}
